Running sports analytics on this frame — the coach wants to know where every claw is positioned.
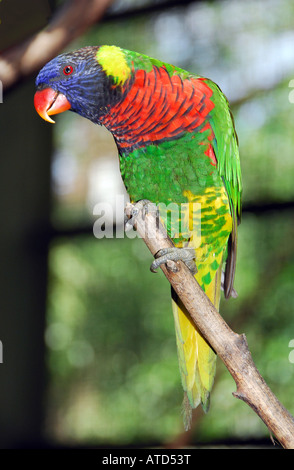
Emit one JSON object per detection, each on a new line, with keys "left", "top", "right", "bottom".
{"left": 124, "top": 212, "right": 135, "bottom": 232}
{"left": 150, "top": 247, "right": 197, "bottom": 275}
{"left": 125, "top": 201, "right": 197, "bottom": 276}
{"left": 137, "top": 199, "right": 158, "bottom": 220}
{"left": 125, "top": 199, "right": 158, "bottom": 232}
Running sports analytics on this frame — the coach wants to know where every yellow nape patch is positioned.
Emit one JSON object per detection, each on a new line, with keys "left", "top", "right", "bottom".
{"left": 96, "top": 45, "right": 131, "bottom": 86}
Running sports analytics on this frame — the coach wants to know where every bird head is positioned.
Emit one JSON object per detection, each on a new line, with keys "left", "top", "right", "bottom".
{"left": 34, "top": 46, "right": 121, "bottom": 124}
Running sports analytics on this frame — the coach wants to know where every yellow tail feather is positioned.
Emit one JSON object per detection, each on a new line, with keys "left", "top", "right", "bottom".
{"left": 167, "top": 187, "right": 233, "bottom": 428}
{"left": 172, "top": 264, "right": 222, "bottom": 427}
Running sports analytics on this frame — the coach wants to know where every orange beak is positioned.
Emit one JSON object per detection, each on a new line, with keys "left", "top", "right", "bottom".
{"left": 34, "top": 88, "right": 71, "bottom": 123}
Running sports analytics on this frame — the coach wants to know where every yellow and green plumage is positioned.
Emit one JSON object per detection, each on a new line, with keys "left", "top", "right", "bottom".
{"left": 34, "top": 45, "right": 242, "bottom": 427}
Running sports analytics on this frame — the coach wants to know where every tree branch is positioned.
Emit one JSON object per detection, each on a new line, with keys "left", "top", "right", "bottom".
{"left": 125, "top": 200, "right": 294, "bottom": 449}
{"left": 0, "top": 0, "right": 114, "bottom": 90}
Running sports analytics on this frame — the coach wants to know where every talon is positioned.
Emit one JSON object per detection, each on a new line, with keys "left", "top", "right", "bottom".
{"left": 132, "top": 199, "right": 155, "bottom": 219}
{"left": 139, "top": 199, "right": 149, "bottom": 217}
{"left": 150, "top": 247, "right": 197, "bottom": 274}
{"left": 124, "top": 212, "right": 134, "bottom": 232}
{"left": 124, "top": 199, "right": 155, "bottom": 231}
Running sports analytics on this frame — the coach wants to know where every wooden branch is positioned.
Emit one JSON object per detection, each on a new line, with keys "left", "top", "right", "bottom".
{"left": 125, "top": 201, "right": 294, "bottom": 449}
{"left": 0, "top": 0, "right": 114, "bottom": 90}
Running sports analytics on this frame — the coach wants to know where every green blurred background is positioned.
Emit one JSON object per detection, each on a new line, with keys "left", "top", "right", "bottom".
{"left": 1, "top": 0, "right": 294, "bottom": 448}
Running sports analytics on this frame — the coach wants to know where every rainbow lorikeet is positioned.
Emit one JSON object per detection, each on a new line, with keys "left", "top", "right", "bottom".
{"left": 34, "top": 45, "right": 242, "bottom": 428}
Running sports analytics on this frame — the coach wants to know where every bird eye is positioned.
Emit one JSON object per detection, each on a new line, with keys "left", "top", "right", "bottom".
{"left": 63, "top": 65, "right": 73, "bottom": 75}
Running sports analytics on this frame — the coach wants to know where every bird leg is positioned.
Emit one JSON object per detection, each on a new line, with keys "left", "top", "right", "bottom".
{"left": 151, "top": 247, "right": 197, "bottom": 275}
{"left": 125, "top": 200, "right": 197, "bottom": 275}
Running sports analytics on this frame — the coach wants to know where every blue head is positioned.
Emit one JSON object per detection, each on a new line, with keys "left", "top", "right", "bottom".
{"left": 34, "top": 46, "right": 120, "bottom": 123}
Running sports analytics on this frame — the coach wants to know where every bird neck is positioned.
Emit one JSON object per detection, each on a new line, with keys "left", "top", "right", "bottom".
{"left": 99, "top": 66, "right": 215, "bottom": 155}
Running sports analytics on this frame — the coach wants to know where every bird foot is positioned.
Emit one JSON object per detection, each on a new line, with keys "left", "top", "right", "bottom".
{"left": 125, "top": 201, "right": 197, "bottom": 275}
{"left": 124, "top": 199, "right": 156, "bottom": 231}
{"left": 150, "top": 247, "right": 197, "bottom": 275}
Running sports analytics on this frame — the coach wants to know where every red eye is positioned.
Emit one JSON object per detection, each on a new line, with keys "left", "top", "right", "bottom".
{"left": 63, "top": 65, "right": 73, "bottom": 75}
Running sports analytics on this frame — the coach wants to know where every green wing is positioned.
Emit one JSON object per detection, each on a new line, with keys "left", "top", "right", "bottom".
{"left": 204, "top": 79, "right": 242, "bottom": 297}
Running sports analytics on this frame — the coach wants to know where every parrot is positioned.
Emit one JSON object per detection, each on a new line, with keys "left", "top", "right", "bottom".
{"left": 34, "top": 45, "right": 242, "bottom": 429}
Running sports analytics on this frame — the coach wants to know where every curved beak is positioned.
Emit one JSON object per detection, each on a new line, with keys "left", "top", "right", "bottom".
{"left": 34, "top": 88, "right": 71, "bottom": 123}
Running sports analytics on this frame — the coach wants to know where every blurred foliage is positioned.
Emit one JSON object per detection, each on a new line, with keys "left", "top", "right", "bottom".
{"left": 236, "top": 83, "right": 294, "bottom": 204}
{"left": 45, "top": 0, "right": 294, "bottom": 446}
{"left": 46, "top": 236, "right": 181, "bottom": 443}
{"left": 46, "top": 214, "right": 294, "bottom": 444}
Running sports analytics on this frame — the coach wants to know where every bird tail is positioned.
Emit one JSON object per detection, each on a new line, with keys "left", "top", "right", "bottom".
{"left": 171, "top": 263, "right": 222, "bottom": 430}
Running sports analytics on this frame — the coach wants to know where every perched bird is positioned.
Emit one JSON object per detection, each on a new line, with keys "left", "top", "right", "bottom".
{"left": 34, "top": 45, "right": 242, "bottom": 428}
